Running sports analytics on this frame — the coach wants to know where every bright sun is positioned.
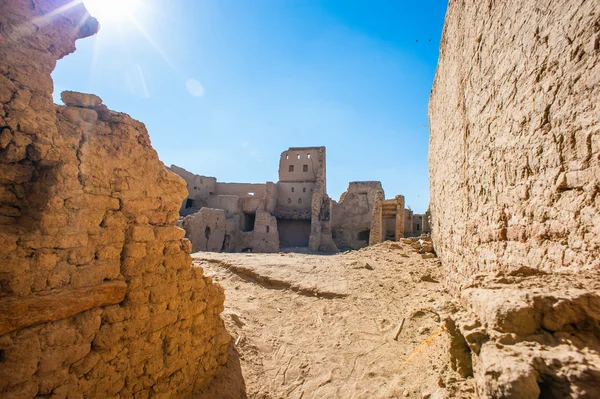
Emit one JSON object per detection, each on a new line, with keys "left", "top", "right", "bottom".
{"left": 83, "top": 0, "right": 142, "bottom": 23}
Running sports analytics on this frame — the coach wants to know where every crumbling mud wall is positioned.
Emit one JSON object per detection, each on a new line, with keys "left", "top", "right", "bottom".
{"left": 430, "top": 1, "right": 600, "bottom": 397}
{"left": 181, "top": 208, "right": 227, "bottom": 252}
{"left": 331, "top": 181, "right": 382, "bottom": 250}
{"left": 429, "top": 0, "right": 600, "bottom": 285}
{"left": 0, "top": 1, "right": 228, "bottom": 397}
{"left": 239, "top": 210, "right": 280, "bottom": 252}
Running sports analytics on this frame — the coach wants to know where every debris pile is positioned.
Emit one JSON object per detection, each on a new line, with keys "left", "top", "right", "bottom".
{"left": 402, "top": 235, "right": 436, "bottom": 259}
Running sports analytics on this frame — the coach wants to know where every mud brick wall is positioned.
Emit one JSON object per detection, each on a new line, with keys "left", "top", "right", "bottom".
{"left": 0, "top": 1, "right": 228, "bottom": 397}
{"left": 429, "top": 0, "right": 600, "bottom": 288}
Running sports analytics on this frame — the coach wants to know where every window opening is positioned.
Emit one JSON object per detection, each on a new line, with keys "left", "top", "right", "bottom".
{"left": 303, "top": 165, "right": 308, "bottom": 172}
{"left": 289, "top": 165, "right": 294, "bottom": 172}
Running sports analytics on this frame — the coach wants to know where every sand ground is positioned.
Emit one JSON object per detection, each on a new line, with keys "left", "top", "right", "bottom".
{"left": 195, "top": 242, "right": 475, "bottom": 399}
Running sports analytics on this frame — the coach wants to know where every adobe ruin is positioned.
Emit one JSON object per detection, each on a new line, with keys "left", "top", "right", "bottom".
{"left": 429, "top": 0, "right": 600, "bottom": 397}
{"left": 0, "top": 1, "right": 228, "bottom": 397}
{"left": 172, "top": 147, "right": 429, "bottom": 254}
{"left": 2, "top": 0, "right": 598, "bottom": 397}
{"left": 171, "top": 147, "right": 336, "bottom": 253}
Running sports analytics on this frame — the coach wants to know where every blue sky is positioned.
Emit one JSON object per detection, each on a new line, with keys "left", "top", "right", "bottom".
{"left": 52, "top": 0, "right": 448, "bottom": 213}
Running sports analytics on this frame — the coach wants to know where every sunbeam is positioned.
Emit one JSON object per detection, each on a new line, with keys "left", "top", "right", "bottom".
{"left": 128, "top": 13, "right": 183, "bottom": 77}
{"left": 83, "top": 0, "right": 142, "bottom": 24}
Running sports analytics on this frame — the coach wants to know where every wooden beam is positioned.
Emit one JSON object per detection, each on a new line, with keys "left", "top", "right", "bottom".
{"left": 0, "top": 280, "right": 127, "bottom": 336}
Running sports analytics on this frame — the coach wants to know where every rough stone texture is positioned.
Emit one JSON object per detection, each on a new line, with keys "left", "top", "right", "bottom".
{"left": 0, "top": 1, "right": 229, "bottom": 397}
{"left": 430, "top": 1, "right": 600, "bottom": 397}
{"left": 0, "top": 281, "right": 127, "bottom": 336}
{"left": 429, "top": 0, "right": 600, "bottom": 285}
{"left": 61, "top": 91, "right": 102, "bottom": 108}
{"left": 444, "top": 271, "right": 600, "bottom": 399}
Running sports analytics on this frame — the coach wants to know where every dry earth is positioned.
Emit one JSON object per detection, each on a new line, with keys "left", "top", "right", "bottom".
{"left": 194, "top": 243, "right": 475, "bottom": 399}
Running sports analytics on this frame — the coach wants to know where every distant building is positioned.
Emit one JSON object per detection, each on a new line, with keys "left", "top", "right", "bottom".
{"left": 171, "top": 146, "right": 426, "bottom": 253}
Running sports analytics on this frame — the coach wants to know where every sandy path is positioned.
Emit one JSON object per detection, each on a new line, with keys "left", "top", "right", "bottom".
{"left": 195, "top": 243, "right": 475, "bottom": 398}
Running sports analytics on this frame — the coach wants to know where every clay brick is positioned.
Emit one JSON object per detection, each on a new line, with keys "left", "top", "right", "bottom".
{"left": 0, "top": 0, "right": 228, "bottom": 395}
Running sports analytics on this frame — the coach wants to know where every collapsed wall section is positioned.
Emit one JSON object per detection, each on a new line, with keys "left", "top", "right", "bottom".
{"left": 0, "top": 1, "right": 228, "bottom": 397}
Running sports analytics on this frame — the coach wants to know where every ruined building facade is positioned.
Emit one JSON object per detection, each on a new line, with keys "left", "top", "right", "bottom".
{"left": 171, "top": 147, "right": 337, "bottom": 253}
{"left": 172, "top": 148, "right": 427, "bottom": 253}
{"left": 331, "top": 181, "right": 383, "bottom": 249}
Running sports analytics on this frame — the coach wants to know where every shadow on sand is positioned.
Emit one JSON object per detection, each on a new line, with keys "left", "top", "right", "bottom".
{"left": 197, "top": 341, "right": 247, "bottom": 399}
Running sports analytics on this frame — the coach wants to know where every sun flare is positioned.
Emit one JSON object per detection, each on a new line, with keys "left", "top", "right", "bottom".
{"left": 83, "top": 0, "right": 142, "bottom": 23}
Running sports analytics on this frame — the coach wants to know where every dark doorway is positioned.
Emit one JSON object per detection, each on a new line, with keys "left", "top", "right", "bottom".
{"left": 277, "top": 219, "right": 311, "bottom": 248}
{"left": 357, "top": 230, "right": 370, "bottom": 242}
{"left": 185, "top": 198, "right": 195, "bottom": 208}
{"left": 241, "top": 212, "right": 256, "bottom": 232}
{"left": 221, "top": 234, "right": 231, "bottom": 252}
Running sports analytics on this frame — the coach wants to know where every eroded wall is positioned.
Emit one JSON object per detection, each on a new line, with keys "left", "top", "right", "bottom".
{"left": 331, "top": 181, "right": 382, "bottom": 249}
{"left": 430, "top": 1, "right": 600, "bottom": 397}
{"left": 0, "top": 1, "right": 228, "bottom": 397}
{"left": 181, "top": 208, "right": 227, "bottom": 252}
{"left": 429, "top": 0, "right": 600, "bottom": 286}
{"left": 239, "top": 210, "right": 280, "bottom": 252}
{"left": 169, "top": 165, "right": 216, "bottom": 211}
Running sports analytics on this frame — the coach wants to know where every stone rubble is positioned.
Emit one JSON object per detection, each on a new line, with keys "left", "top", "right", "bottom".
{"left": 401, "top": 234, "right": 436, "bottom": 258}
